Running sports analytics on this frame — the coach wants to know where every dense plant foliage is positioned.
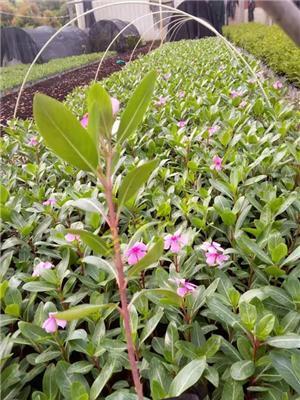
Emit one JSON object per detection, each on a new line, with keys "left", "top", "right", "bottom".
{"left": 0, "top": 51, "right": 115, "bottom": 93}
{"left": 223, "top": 23, "right": 300, "bottom": 87}
{"left": 1, "top": 38, "right": 300, "bottom": 400}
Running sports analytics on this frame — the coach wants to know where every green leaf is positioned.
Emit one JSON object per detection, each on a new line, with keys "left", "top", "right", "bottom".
{"left": 4, "top": 304, "right": 20, "bottom": 317}
{"left": 140, "top": 307, "right": 164, "bottom": 344}
{"left": 236, "top": 233, "right": 272, "bottom": 264}
{"left": 204, "top": 335, "right": 222, "bottom": 357}
{"left": 68, "top": 229, "right": 110, "bottom": 256}
{"left": 43, "top": 364, "right": 59, "bottom": 400}
{"left": 255, "top": 314, "right": 275, "bottom": 340}
{"left": 22, "top": 282, "right": 57, "bottom": 292}
{"left": 281, "top": 245, "right": 300, "bottom": 266}
{"left": 164, "top": 322, "right": 179, "bottom": 363}
{"left": 207, "top": 297, "right": 244, "bottom": 331}
{"left": 128, "top": 238, "right": 163, "bottom": 277}
{"left": 90, "top": 359, "right": 115, "bottom": 400}
{"left": 292, "top": 353, "right": 300, "bottom": 380}
{"left": 266, "top": 335, "right": 300, "bottom": 349}
{"left": 221, "top": 379, "right": 244, "bottom": 400}
{"left": 117, "top": 71, "right": 157, "bottom": 143}
{"left": 270, "top": 351, "right": 300, "bottom": 394}
{"left": 230, "top": 360, "right": 255, "bottom": 381}
{"left": 71, "top": 382, "right": 89, "bottom": 400}
{"left": 239, "top": 302, "right": 257, "bottom": 331}
{"left": 33, "top": 93, "right": 98, "bottom": 172}
{"left": 0, "top": 184, "right": 9, "bottom": 203}
{"left": 271, "top": 243, "right": 288, "bottom": 263}
{"left": 54, "top": 304, "right": 116, "bottom": 321}
{"left": 118, "top": 160, "right": 158, "bottom": 207}
{"left": 87, "top": 83, "right": 114, "bottom": 142}
{"left": 168, "top": 359, "right": 206, "bottom": 396}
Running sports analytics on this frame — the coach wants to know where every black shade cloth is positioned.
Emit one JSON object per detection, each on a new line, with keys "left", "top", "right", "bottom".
{"left": 209, "top": 0, "right": 225, "bottom": 33}
{"left": 0, "top": 27, "right": 39, "bottom": 66}
{"left": 89, "top": 19, "right": 140, "bottom": 52}
{"left": 168, "top": 0, "right": 217, "bottom": 41}
{"left": 25, "top": 26, "right": 91, "bottom": 63}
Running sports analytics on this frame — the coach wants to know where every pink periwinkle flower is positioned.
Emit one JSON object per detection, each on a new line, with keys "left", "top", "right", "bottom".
{"left": 208, "top": 125, "right": 220, "bottom": 135}
{"left": 200, "top": 241, "right": 229, "bottom": 267}
{"left": 211, "top": 155, "right": 223, "bottom": 171}
{"left": 42, "top": 198, "right": 56, "bottom": 206}
{"left": 65, "top": 233, "right": 80, "bottom": 243}
{"left": 164, "top": 73, "right": 171, "bottom": 80}
{"left": 28, "top": 137, "right": 38, "bottom": 147}
{"left": 155, "top": 96, "right": 167, "bottom": 107}
{"left": 273, "top": 80, "right": 283, "bottom": 90}
{"left": 164, "top": 232, "right": 187, "bottom": 253}
{"left": 175, "top": 278, "right": 197, "bottom": 297}
{"left": 239, "top": 100, "right": 247, "bottom": 109}
{"left": 230, "top": 90, "right": 243, "bottom": 98}
{"left": 80, "top": 97, "right": 120, "bottom": 127}
{"left": 81, "top": 113, "right": 89, "bottom": 128}
{"left": 42, "top": 312, "right": 67, "bottom": 333}
{"left": 178, "top": 91, "right": 185, "bottom": 98}
{"left": 32, "top": 261, "right": 54, "bottom": 277}
{"left": 177, "top": 120, "right": 187, "bottom": 129}
{"left": 125, "top": 242, "right": 147, "bottom": 265}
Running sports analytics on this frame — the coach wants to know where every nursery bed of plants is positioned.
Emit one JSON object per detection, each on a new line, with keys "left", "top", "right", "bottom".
{"left": 1, "top": 38, "right": 300, "bottom": 400}
{"left": 223, "top": 23, "right": 300, "bottom": 87}
{"left": 0, "top": 52, "right": 116, "bottom": 93}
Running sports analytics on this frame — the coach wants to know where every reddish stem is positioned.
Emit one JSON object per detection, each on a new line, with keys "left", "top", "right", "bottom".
{"left": 99, "top": 162, "right": 143, "bottom": 400}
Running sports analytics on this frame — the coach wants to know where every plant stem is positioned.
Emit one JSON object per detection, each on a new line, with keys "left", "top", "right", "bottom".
{"left": 98, "top": 161, "right": 143, "bottom": 400}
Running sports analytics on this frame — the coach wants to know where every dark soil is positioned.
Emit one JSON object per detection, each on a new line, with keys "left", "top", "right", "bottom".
{"left": 0, "top": 45, "right": 153, "bottom": 126}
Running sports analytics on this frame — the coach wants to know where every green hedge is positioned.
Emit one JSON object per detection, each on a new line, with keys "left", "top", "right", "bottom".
{"left": 223, "top": 23, "right": 300, "bottom": 86}
{"left": 0, "top": 52, "right": 115, "bottom": 93}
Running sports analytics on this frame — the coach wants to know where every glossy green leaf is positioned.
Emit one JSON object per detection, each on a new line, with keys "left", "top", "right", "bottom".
{"left": 128, "top": 238, "right": 163, "bottom": 277}
{"left": 140, "top": 307, "right": 164, "bottom": 344}
{"left": 87, "top": 82, "right": 114, "bottom": 142}
{"left": 90, "top": 359, "right": 115, "bottom": 400}
{"left": 117, "top": 71, "right": 157, "bottom": 143}
{"left": 54, "top": 304, "right": 116, "bottom": 321}
{"left": 270, "top": 351, "right": 300, "bottom": 394}
{"left": 266, "top": 335, "right": 300, "bottom": 349}
{"left": 230, "top": 360, "right": 255, "bottom": 381}
{"left": 68, "top": 229, "right": 110, "bottom": 256}
{"left": 221, "top": 379, "right": 244, "bottom": 400}
{"left": 271, "top": 243, "right": 288, "bottom": 263}
{"left": 255, "top": 314, "right": 275, "bottom": 340}
{"left": 0, "top": 184, "right": 9, "bottom": 204}
{"left": 281, "top": 245, "right": 300, "bottom": 266}
{"left": 168, "top": 358, "right": 206, "bottom": 396}
{"left": 43, "top": 364, "right": 59, "bottom": 400}
{"left": 236, "top": 233, "right": 272, "bottom": 264}
{"left": 239, "top": 302, "right": 257, "bottom": 331}
{"left": 118, "top": 159, "right": 158, "bottom": 207}
{"left": 33, "top": 93, "right": 98, "bottom": 172}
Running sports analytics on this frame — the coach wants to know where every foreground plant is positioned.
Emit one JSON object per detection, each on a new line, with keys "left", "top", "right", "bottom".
{"left": 33, "top": 71, "right": 158, "bottom": 399}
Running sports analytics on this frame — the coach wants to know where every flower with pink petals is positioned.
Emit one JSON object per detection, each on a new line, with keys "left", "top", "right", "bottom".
{"left": 28, "top": 137, "right": 38, "bottom": 147}
{"left": 155, "top": 96, "right": 167, "bottom": 107}
{"left": 42, "top": 312, "right": 67, "bottom": 333}
{"left": 125, "top": 242, "right": 147, "bottom": 265}
{"left": 230, "top": 90, "right": 242, "bottom": 98}
{"left": 111, "top": 97, "right": 120, "bottom": 115}
{"left": 81, "top": 113, "right": 88, "bottom": 128}
{"left": 211, "top": 155, "right": 223, "bottom": 171}
{"left": 65, "top": 233, "right": 80, "bottom": 243}
{"left": 43, "top": 198, "right": 56, "bottom": 206}
{"left": 273, "top": 80, "right": 283, "bottom": 90}
{"left": 163, "top": 73, "right": 171, "bottom": 80}
{"left": 164, "top": 232, "right": 187, "bottom": 254}
{"left": 178, "top": 91, "right": 185, "bottom": 98}
{"left": 32, "top": 261, "right": 54, "bottom": 277}
{"left": 174, "top": 278, "right": 197, "bottom": 297}
{"left": 239, "top": 100, "right": 247, "bottom": 109}
{"left": 80, "top": 97, "right": 120, "bottom": 128}
{"left": 208, "top": 125, "right": 220, "bottom": 135}
{"left": 248, "top": 78, "right": 256, "bottom": 84}
{"left": 177, "top": 120, "right": 187, "bottom": 129}
{"left": 201, "top": 241, "right": 229, "bottom": 267}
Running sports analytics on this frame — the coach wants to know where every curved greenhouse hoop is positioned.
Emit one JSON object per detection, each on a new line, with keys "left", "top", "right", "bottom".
{"left": 14, "top": 0, "right": 271, "bottom": 118}
{"left": 94, "top": 9, "right": 183, "bottom": 81}
{"left": 128, "top": 14, "right": 190, "bottom": 63}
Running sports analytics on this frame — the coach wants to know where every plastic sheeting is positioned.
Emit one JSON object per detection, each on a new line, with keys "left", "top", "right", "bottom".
{"left": 89, "top": 19, "right": 140, "bottom": 52}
